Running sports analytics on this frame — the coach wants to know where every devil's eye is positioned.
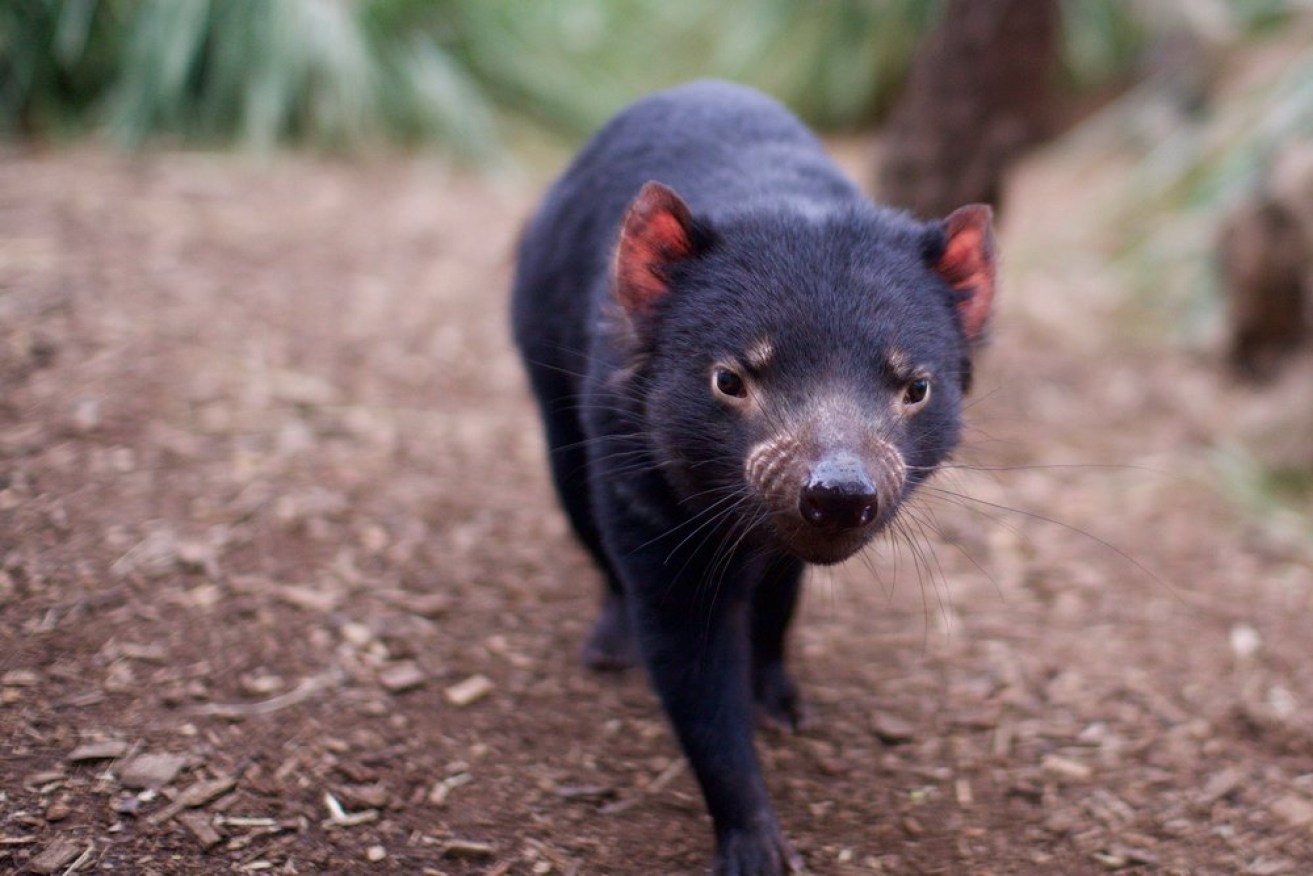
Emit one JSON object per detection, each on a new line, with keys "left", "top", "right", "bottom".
{"left": 903, "top": 377, "right": 931, "bottom": 406}
{"left": 713, "top": 366, "right": 747, "bottom": 399}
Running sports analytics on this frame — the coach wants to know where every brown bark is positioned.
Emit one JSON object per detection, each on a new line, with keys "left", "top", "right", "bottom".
{"left": 876, "top": 0, "right": 1060, "bottom": 218}
{"left": 1220, "top": 144, "right": 1313, "bottom": 378}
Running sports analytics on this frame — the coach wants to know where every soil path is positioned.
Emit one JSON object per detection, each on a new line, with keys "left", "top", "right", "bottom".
{"left": 1, "top": 145, "right": 1310, "bottom": 874}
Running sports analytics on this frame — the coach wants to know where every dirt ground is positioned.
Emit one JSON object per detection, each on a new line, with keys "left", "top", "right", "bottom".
{"left": 1, "top": 129, "right": 1312, "bottom": 876}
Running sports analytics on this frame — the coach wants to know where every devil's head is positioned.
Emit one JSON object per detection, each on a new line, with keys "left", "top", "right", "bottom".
{"left": 606, "top": 182, "right": 996, "bottom": 565}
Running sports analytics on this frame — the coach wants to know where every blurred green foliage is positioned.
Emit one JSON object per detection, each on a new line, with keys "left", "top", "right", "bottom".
{"left": 1092, "top": 2, "right": 1313, "bottom": 528}
{"left": 0, "top": 0, "right": 125, "bottom": 138}
{"left": 443, "top": 0, "right": 938, "bottom": 137}
{"left": 1215, "top": 445, "right": 1313, "bottom": 551}
{"left": 2, "top": 0, "right": 1159, "bottom": 157}
{"left": 1, "top": 0, "right": 501, "bottom": 156}
{"left": 1, "top": 0, "right": 1299, "bottom": 158}
{"left": 1110, "top": 12, "right": 1313, "bottom": 344}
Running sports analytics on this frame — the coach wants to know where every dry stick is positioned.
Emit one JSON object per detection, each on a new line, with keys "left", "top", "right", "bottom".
{"left": 322, "top": 792, "right": 378, "bottom": 829}
{"left": 599, "top": 758, "right": 687, "bottom": 815}
{"left": 60, "top": 843, "right": 95, "bottom": 876}
{"left": 190, "top": 669, "right": 344, "bottom": 718}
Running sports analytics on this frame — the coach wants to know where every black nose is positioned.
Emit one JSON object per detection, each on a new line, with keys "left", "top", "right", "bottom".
{"left": 799, "top": 456, "right": 879, "bottom": 531}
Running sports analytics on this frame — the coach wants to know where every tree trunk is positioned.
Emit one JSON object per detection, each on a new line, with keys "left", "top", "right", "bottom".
{"left": 1220, "top": 143, "right": 1313, "bottom": 378}
{"left": 876, "top": 0, "right": 1060, "bottom": 219}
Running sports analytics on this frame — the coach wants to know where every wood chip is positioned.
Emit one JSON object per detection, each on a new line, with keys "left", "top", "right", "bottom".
{"left": 175, "top": 540, "right": 218, "bottom": 577}
{"left": 1116, "top": 846, "right": 1160, "bottom": 866}
{"left": 25, "top": 770, "right": 66, "bottom": 788}
{"left": 111, "top": 526, "right": 177, "bottom": 578}
{"left": 1041, "top": 754, "right": 1092, "bottom": 781}
{"left": 378, "top": 661, "right": 426, "bottom": 693}
{"left": 119, "top": 753, "right": 188, "bottom": 790}
{"left": 1092, "top": 851, "right": 1127, "bottom": 870}
{"left": 67, "top": 739, "right": 128, "bottom": 762}
{"left": 1198, "top": 767, "right": 1244, "bottom": 805}
{"left": 240, "top": 673, "right": 285, "bottom": 696}
{"left": 218, "top": 817, "right": 280, "bottom": 828}
{"left": 341, "top": 622, "right": 374, "bottom": 647}
{"left": 179, "top": 776, "right": 238, "bottom": 808}
{"left": 598, "top": 796, "right": 641, "bottom": 816}
{"left": 177, "top": 812, "right": 223, "bottom": 850}
{"left": 428, "top": 773, "right": 472, "bottom": 806}
{"left": 445, "top": 674, "right": 494, "bottom": 707}
{"left": 340, "top": 783, "right": 390, "bottom": 809}
{"left": 1271, "top": 795, "right": 1313, "bottom": 829}
{"left": 871, "top": 712, "right": 915, "bottom": 745}
{"left": 378, "top": 589, "right": 450, "bottom": 618}
{"left": 62, "top": 690, "right": 105, "bottom": 708}
{"left": 274, "top": 584, "right": 341, "bottom": 613}
{"left": 118, "top": 642, "right": 168, "bottom": 662}
{"left": 2, "top": 668, "right": 40, "bottom": 686}
{"left": 148, "top": 775, "right": 237, "bottom": 824}
{"left": 28, "top": 837, "right": 84, "bottom": 874}
{"left": 552, "top": 784, "right": 616, "bottom": 802}
{"left": 440, "top": 838, "right": 497, "bottom": 859}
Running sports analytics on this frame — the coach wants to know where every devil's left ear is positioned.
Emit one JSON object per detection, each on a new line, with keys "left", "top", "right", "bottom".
{"left": 931, "top": 204, "right": 997, "bottom": 343}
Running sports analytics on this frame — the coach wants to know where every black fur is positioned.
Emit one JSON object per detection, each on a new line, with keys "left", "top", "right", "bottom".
{"left": 511, "top": 80, "right": 988, "bottom": 874}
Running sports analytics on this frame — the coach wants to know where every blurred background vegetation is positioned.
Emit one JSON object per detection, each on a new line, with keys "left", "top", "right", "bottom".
{"left": 3, "top": 0, "right": 1310, "bottom": 527}
{"left": 2, "top": 0, "right": 1279, "bottom": 157}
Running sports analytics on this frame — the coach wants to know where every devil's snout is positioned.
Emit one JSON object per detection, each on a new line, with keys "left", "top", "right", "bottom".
{"left": 745, "top": 422, "right": 908, "bottom": 563}
{"left": 798, "top": 453, "right": 879, "bottom": 531}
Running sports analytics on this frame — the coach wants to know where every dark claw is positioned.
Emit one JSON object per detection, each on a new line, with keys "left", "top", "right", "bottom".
{"left": 715, "top": 820, "right": 803, "bottom": 875}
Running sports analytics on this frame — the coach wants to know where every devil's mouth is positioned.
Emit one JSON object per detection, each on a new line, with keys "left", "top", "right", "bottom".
{"left": 771, "top": 512, "right": 886, "bottom": 565}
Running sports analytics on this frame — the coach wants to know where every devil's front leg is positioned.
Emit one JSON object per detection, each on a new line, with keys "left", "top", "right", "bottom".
{"left": 602, "top": 491, "right": 801, "bottom": 875}
{"left": 751, "top": 556, "right": 808, "bottom": 732}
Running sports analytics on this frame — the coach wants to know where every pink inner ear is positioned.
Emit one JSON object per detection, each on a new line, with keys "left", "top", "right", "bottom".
{"left": 614, "top": 182, "right": 695, "bottom": 314}
{"left": 937, "top": 204, "right": 997, "bottom": 342}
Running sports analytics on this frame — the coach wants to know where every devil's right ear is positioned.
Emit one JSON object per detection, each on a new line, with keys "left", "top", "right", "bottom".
{"left": 613, "top": 182, "right": 707, "bottom": 315}
{"left": 928, "top": 204, "right": 997, "bottom": 344}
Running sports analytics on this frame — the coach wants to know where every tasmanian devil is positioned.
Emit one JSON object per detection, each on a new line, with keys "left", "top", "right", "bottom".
{"left": 511, "top": 80, "right": 996, "bottom": 874}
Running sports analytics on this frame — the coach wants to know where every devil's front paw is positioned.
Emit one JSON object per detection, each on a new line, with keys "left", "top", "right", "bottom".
{"left": 714, "top": 819, "right": 802, "bottom": 875}
{"left": 581, "top": 594, "right": 638, "bottom": 671}
{"left": 753, "top": 661, "right": 810, "bottom": 732}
